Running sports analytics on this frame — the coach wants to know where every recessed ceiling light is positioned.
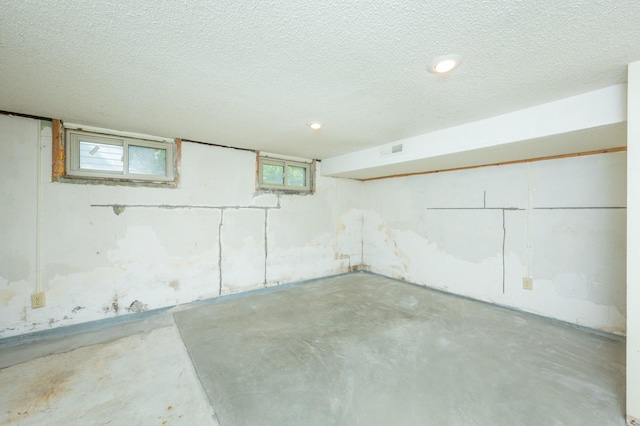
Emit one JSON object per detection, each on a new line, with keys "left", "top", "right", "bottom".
{"left": 309, "top": 121, "right": 323, "bottom": 130}
{"left": 429, "top": 54, "right": 462, "bottom": 74}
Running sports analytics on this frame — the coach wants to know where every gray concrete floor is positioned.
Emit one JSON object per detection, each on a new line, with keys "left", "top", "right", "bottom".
{"left": 0, "top": 273, "right": 626, "bottom": 425}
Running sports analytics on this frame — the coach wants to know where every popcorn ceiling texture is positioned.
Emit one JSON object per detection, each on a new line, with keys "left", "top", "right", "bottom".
{"left": 1, "top": 1, "right": 639, "bottom": 159}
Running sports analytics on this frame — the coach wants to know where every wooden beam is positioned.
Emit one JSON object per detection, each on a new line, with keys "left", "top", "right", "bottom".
{"left": 173, "top": 138, "right": 182, "bottom": 185}
{"left": 362, "top": 147, "right": 627, "bottom": 182}
{"left": 51, "top": 119, "right": 65, "bottom": 180}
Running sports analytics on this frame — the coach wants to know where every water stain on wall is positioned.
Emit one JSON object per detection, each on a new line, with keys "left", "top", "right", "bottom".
{"left": 0, "top": 289, "right": 17, "bottom": 305}
{"left": 374, "top": 220, "right": 410, "bottom": 279}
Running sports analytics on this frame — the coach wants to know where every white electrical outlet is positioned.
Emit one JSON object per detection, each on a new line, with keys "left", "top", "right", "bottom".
{"left": 31, "top": 292, "right": 46, "bottom": 309}
{"left": 522, "top": 277, "right": 533, "bottom": 291}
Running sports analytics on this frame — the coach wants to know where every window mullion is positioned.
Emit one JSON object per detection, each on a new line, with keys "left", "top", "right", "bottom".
{"left": 283, "top": 161, "right": 289, "bottom": 186}
{"left": 122, "top": 139, "right": 130, "bottom": 177}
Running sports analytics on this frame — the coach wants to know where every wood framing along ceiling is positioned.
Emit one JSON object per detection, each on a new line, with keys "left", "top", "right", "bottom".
{"left": 1, "top": 1, "right": 639, "bottom": 173}
{"left": 322, "top": 85, "right": 628, "bottom": 179}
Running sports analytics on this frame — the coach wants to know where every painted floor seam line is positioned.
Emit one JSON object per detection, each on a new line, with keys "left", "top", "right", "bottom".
{"left": 172, "top": 315, "right": 222, "bottom": 426}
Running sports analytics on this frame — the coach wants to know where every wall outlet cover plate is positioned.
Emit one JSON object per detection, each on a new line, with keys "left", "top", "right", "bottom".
{"left": 31, "top": 292, "right": 46, "bottom": 309}
{"left": 523, "top": 277, "right": 533, "bottom": 290}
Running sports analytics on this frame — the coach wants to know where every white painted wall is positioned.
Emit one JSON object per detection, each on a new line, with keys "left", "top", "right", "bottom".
{"left": 0, "top": 112, "right": 628, "bottom": 341}
{"left": 627, "top": 61, "right": 640, "bottom": 423}
{"left": 361, "top": 153, "right": 627, "bottom": 334}
{"left": 0, "top": 115, "right": 363, "bottom": 337}
{"left": 0, "top": 116, "right": 38, "bottom": 332}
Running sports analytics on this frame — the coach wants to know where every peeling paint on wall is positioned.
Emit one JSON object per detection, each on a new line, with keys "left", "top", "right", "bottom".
{"left": 0, "top": 115, "right": 363, "bottom": 338}
{"left": 0, "top": 289, "right": 18, "bottom": 306}
{"left": 103, "top": 294, "right": 120, "bottom": 314}
{"left": 0, "top": 114, "right": 626, "bottom": 338}
{"left": 362, "top": 152, "right": 627, "bottom": 334}
{"left": 127, "top": 300, "right": 148, "bottom": 313}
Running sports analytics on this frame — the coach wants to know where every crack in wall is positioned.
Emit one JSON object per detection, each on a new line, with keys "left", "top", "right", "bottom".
{"left": 93, "top": 201, "right": 624, "bottom": 302}
{"left": 361, "top": 212, "right": 365, "bottom": 266}
{"left": 426, "top": 206, "right": 625, "bottom": 211}
{"left": 91, "top": 204, "right": 279, "bottom": 210}
{"left": 534, "top": 206, "right": 626, "bottom": 210}
{"left": 426, "top": 200, "right": 521, "bottom": 295}
{"left": 426, "top": 207, "right": 525, "bottom": 211}
{"left": 502, "top": 209, "right": 506, "bottom": 294}
{"left": 91, "top": 202, "right": 291, "bottom": 296}
{"left": 264, "top": 209, "right": 268, "bottom": 286}
{"left": 425, "top": 200, "right": 625, "bottom": 296}
{"left": 218, "top": 210, "right": 224, "bottom": 295}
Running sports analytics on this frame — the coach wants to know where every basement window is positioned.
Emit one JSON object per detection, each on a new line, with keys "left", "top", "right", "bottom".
{"left": 257, "top": 154, "right": 314, "bottom": 193}
{"left": 53, "top": 121, "right": 180, "bottom": 186}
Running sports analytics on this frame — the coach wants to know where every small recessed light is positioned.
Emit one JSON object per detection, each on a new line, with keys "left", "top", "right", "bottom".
{"left": 309, "top": 121, "right": 323, "bottom": 130}
{"left": 429, "top": 54, "right": 462, "bottom": 74}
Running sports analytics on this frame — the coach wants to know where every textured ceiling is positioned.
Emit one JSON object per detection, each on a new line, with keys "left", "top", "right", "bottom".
{"left": 1, "top": 1, "right": 640, "bottom": 160}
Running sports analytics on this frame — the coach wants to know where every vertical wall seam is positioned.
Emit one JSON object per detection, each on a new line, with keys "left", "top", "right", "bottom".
{"left": 218, "top": 209, "right": 224, "bottom": 295}
{"left": 361, "top": 211, "right": 365, "bottom": 266}
{"left": 502, "top": 209, "right": 506, "bottom": 294}
{"left": 264, "top": 209, "right": 268, "bottom": 286}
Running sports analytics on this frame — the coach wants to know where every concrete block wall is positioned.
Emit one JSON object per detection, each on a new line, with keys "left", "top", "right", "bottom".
{"left": 361, "top": 152, "right": 627, "bottom": 334}
{"left": 0, "top": 115, "right": 363, "bottom": 337}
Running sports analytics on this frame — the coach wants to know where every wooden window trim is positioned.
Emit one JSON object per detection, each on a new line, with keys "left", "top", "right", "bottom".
{"left": 52, "top": 119, "right": 181, "bottom": 187}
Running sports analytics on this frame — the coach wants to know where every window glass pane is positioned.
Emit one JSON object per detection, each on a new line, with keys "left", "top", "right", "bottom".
{"left": 263, "top": 164, "right": 285, "bottom": 185}
{"left": 128, "top": 145, "right": 167, "bottom": 176}
{"left": 79, "top": 141, "right": 123, "bottom": 172}
{"left": 287, "top": 165, "right": 306, "bottom": 187}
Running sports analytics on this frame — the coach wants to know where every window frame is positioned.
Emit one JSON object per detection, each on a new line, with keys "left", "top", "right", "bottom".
{"left": 59, "top": 125, "right": 178, "bottom": 185}
{"left": 257, "top": 155, "right": 314, "bottom": 193}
